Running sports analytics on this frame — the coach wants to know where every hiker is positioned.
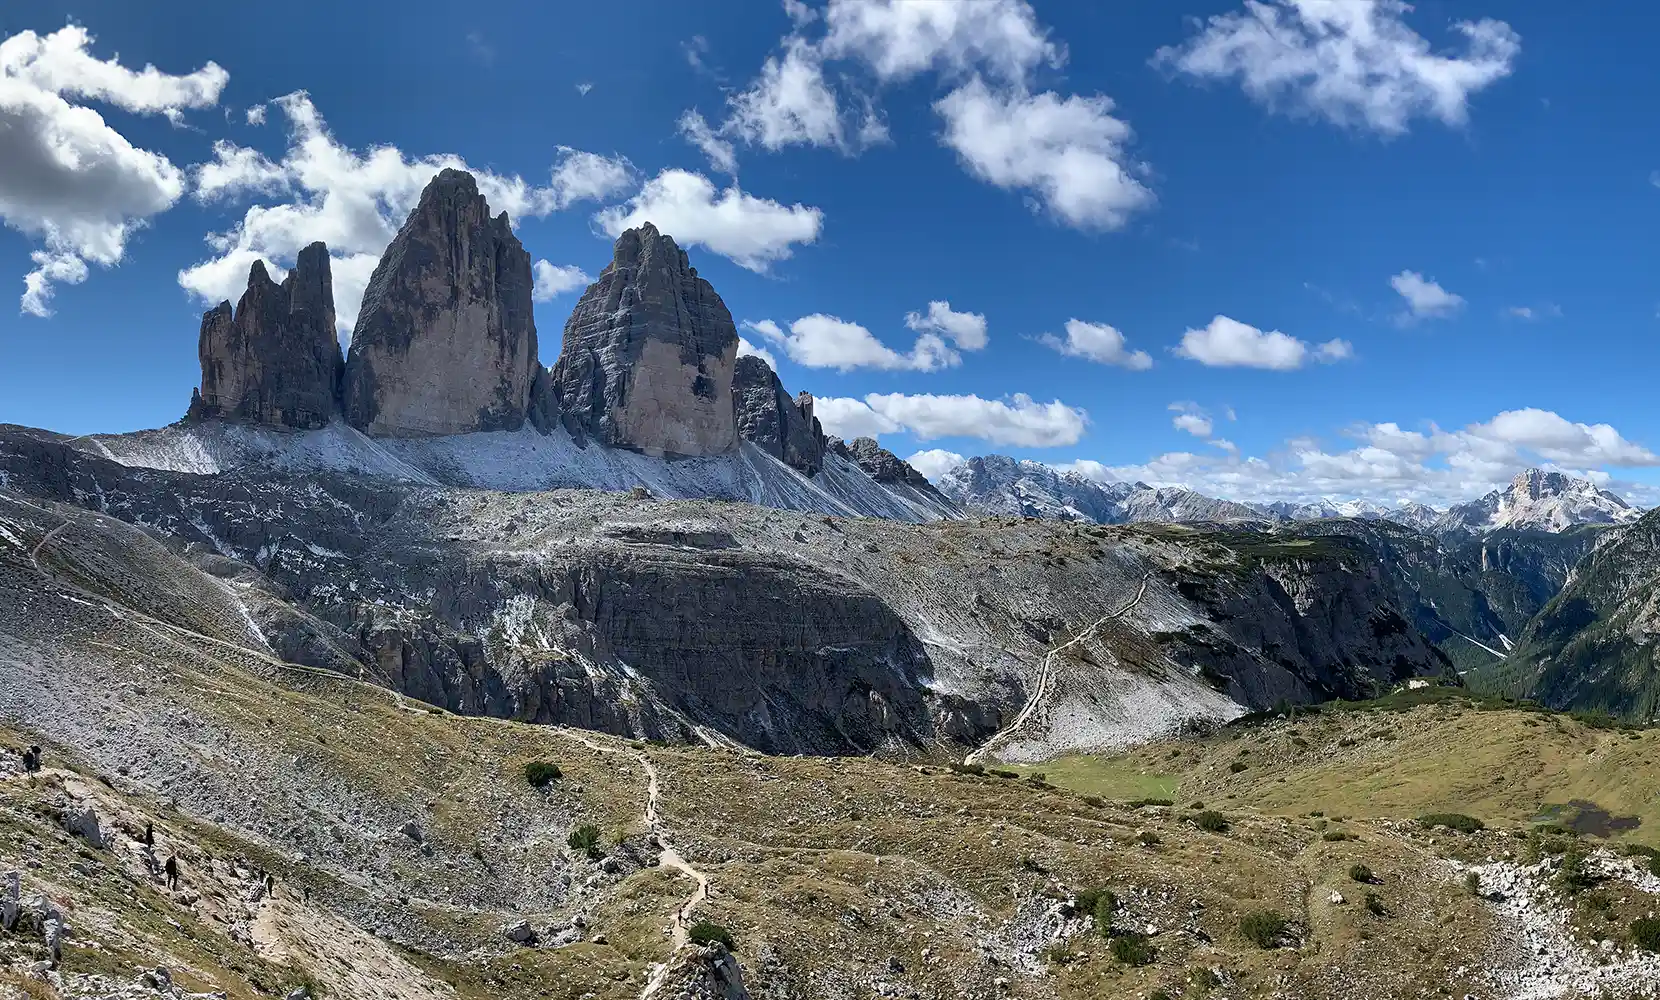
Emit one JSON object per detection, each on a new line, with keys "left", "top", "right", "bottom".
{"left": 164, "top": 856, "right": 179, "bottom": 891}
{"left": 264, "top": 872, "right": 275, "bottom": 897}
{"left": 143, "top": 821, "right": 154, "bottom": 848}
{"left": 21, "top": 745, "right": 40, "bottom": 774}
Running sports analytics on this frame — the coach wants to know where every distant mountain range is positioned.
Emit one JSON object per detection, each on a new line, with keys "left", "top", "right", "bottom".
{"left": 932, "top": 455, "right": 1643, "bottom": 538}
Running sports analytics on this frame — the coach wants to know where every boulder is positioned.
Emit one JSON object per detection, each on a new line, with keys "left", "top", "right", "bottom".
{"left": 190, "top": 243, "right": 341, "bottom": 429}
{"left": 545, "top": 223, "right": 738, "bottom": 457}
{"left": 733, "top": 355, "right": 826, "bottom": 475}
{"left": 344, "top": 169, "right": 540, "bottom": 436}
{"left": 64, "top": 804, "right": 103, "bottom": 849}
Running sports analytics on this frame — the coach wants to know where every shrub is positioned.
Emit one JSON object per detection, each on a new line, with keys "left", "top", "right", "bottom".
{"left": 991, "top": 769, "right": 1019, "bottom": 779}
{"left": 948, "top": 762, "right": 985, "bottom": 776}
{"left": 1364, "top": 892, "right": 1387, "bottom": 917}
{"left": 1652, "top": 855, "right": 1660, "bottom": 879}
{"left": 1322, "top": 831, "right": 1355, "bottom": 842}
{"left": 1418, "top": 813, "right": 1484, "bottom": 834}
{"left": 1137, "top": 830, "right": 1161, "bottom": 847}
{"left": 524, "top": 761, "right": 562, "bottom": 787}
{"left": 1194, "top": 810, "right": 1229, "bottom": 833}
{"left": 567, "top": 823, "right": 602, "bottom": 858}
{"left": 1128, "top": 798, "right": 1173, "bottom": 809}
{"left": 1019, "top": 855, "right": 1046, "bottom": 874}
{"left": 1632, "top": 917, "right": 1660, "bottom": 953}
{"left": 1554, "top": 845, "right": 1597, "bottom": 896}
{"left": 1075, "top": 888, "right": 1118, "bottom": 936}
{"left": 1082, "top": 795, "right": 1105, "bottom": 808}
{"left": 1349, "top": 863, "right": 1374, "bottom": 883}
{"left": 1229, "top": 761, "right": 1248, "bottom": 773}
{"left": 1465, "top": 871, "right": 1482, "bottom": 896}
{"left": 687, "top": 921, "right": 735, "bottom": 950}
{"left": 1110, "top": 932, "right": 1157, "bottom": 966}
{"left": 1239, "top": 910, "right": 1287, "bottom": 949}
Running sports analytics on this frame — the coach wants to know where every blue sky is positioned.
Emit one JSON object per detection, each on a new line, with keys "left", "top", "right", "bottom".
{"left": 4, "top": 0, "right": 1660, "bottom": 506}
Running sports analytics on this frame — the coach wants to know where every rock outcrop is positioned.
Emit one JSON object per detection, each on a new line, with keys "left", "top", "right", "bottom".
{"left": 546, "top": 223, "right": 739, "bottom": 457}
{"left": 733, "top": 355, "right": 826, "bottom": 475}
{"left": 829, "top": 438, "right": 935, "bottom": 490}
{"left": 189, "top": 243, "right": 341, "bottom": 429}
{"left": 343, "top": 169, "right": 539, "bottom": 437}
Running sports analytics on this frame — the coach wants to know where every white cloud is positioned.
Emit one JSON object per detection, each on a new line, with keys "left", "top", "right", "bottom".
{"left": 1505, "top": 303, "right": 1559, "bottom": 322}
{"left": 783, "top": 0, "right": 818, "bottom": 27}
{"left": 677, "top": 109, "right": 738, "bottom": 176}
{"left": 818, "top": 0, "right": 1060, "bottom": 84}
{"left": 178, "top": 92, "right": 635, "bottom": 333}
{"left": 1045, "top": 407, "right": 1658, "bottom": 509}
{"left": 1174, "top": 315, "right": 1346, "bottom": 370}
{"left": 817, "top": 391, "right": 1088, "bottom": 447}
{"left": 724, "top": 37, "right": 854, "bottom": 152}
{"left": 737, "top": 336, "right": 779, "bottom": 369}
{"left": 745, "top": 314, "right": 959, "bottom": 372}
{"left": 245, "top": 103, "right": 266, "bottom": 125}
{"left": 1155, "top": 0, "right": 1521, "bottom": 136}
{"left": 532, "top": 261, "right": 592, "bottom": 302}
{"left": 1037, "top": 318, "right": 1152, "bottom": 369}
{"left": 709, "top": 0, "right": 1151, "bottom": 232}
{"left": 935, "top": 78, "right": 1152, "bottom": 230}
{"left": 903, "top": 300, "right": 988, "bottom": 350}
{"left": 1390, "top": 269, "right": 1464, "bottom": 319}
{"left": 595, "top": 169, "right": 822, "bottom": 272}
{"left": 1, "top": 26, "right": 226, "bottom": 315}
{"left": 576, "top": 82, "right": 594, "bottom": 96}
{"left": 906, "top": 448, "right": 967, "bottom": 482}
{"left": 1169, "top": 402, "right": 1213, "bottom": 438}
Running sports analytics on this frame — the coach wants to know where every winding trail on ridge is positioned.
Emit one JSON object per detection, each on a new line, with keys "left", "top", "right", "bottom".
{"left": 965, "top": 573, "right": 1151, "bottom": 766}
{"left": 557, "top": 729, "right": 710, "bottom": 998}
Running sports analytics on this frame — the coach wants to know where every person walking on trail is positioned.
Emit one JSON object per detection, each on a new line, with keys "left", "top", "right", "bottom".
{"left": 143, "top": 821, "right": 154, "bottom": 848}
{"left": 21, "top": 745, "right": 40, "bottom": 775}
{"left": 164, "top": 855, "right": 179, "bottom": 891}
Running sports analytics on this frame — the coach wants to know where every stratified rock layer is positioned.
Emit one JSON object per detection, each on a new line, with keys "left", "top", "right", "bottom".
{"left": 733, "top": 354, "right": 826, "bottom": 475}
{"left": 547, "top": 223, "right": 738, "bottom": 457}
{"left": 343, "top": 169, "right": 538, "bottom": 437}
{"left": 831, "top": 437, "right": 935, "bottom": 490}
{"left": 190, "top": 242, "right": 340, "bottom": 429}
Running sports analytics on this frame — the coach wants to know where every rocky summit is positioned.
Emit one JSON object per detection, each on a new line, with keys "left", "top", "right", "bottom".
{"left": 547, "top": 222, "right": 739, "bottom": 457}
{"left": 343, "top": 168, "right": 539, "bottom": 437}
{"left": 731, "top": 353, "right": 826, "bottom": 475}
{"left": 189, "top": 242, "right": 341, "bottom": 429}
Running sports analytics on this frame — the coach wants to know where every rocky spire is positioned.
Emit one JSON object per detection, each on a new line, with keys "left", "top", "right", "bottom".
{"left": 189, "top": 242, "right": 341, "bottom": 429}
{"left": 342, "top": 168, "right": 539, "bottom": 437}
{"left": 544, "top": 222, "right": 739, "bottom": 457}
{"left": 733, "top": 354, "right": 826, "bottom": 475}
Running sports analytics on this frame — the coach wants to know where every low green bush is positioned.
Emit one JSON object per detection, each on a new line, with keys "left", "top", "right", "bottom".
{"left": 1349, "top": 863, "right": 1374, "bottom": 883}
{"left": 1417, "top": 813, "right": 1484, "bottom": 834}
{"left": 1322, "top": 831, "right": 1356, "bottom": 842}
{"left": 1239, "top": 910, "right": 1287, "bottom": 949}
{"left": 1194, "top": 810, "right": 1229, "bottom": 833}
{"left": 1229, "top": 761, "right": 1248, "bottom": 773}
{"left": 1631, "top": 917, "right": 1660, "bottom": 953}
{"left": 1075, "top": 887, "right": 1118, "bottom": 937}
{"left": 567, "top": 823, "right": 602, "bottom": 858}
{"left": 1110, "top": 932, "right": 1156, "bottom": 966}
{"left": 524, "top": 761, "right": 562, "bottom": 787}
{"left": 688, "top": 921, "right": 735, "bottom": 950}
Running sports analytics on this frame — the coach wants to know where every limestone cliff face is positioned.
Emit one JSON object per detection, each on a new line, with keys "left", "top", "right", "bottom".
{"left": 830, "top": 437, "right": 935, "bottom": 490}
{"left": 546, "top": 223, "right": 738, "bottom": 457}
{"left": 732, "top": 354, "right": 826, "bottom": 475}
{"left": 343, "top": 169, "right": 539, "bottom": 437}
{"left": 190, "top": 243, "right": 341, "bottom": 429}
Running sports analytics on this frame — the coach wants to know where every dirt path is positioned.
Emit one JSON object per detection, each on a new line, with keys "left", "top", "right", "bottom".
{"left": 965, "top": 573, "right": 1151, "bottom": 765}
{"left": 557, "top": 729, "right": 711, "bottom": 998}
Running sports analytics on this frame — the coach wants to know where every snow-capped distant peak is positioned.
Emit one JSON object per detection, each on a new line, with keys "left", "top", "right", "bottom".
{"left": 1485, "top": 469, "right": 1639, "bottom": 532}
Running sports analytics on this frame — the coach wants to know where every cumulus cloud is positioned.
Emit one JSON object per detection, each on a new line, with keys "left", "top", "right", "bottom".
{"left": 179, "top": 92, "right": 635, "bottom": 334}
{"left": 816, "top": 391, "right": 1088, "bottom": 447}
{"left": 1390, "top": 269, "right": 1464, "bottom": 320}
{"left": 245, "top": 103, "right": 266, "bottom": 125}
{"left": 737, "top": 336, "right": 779, "bottom": 369}
{"left": 1, "top": 25, "right": 227, "bottom": 315}
{"left": 904, "top": 300, "right": 987, "bottom": 351}
{"left": 906, "top": 448, "right": 967, "bottom": 482}
{"left": 1037, "top": 319, "right": 1152, "bottom": 369}
{"left": 1169, "top": 402, "right": 1213, "bottom": 438}
{"left": 595, "top": 169, "right": 822, "bottom": 272}
{"left": 1154, "top": 0, "right": 1521, "bottom": 136}
{"left": 744, "top": 314, "right": 961, "bottom": 372}
{"left": 1173, "top": 315, "right": 1349, "bottom": 370}
{"left": 935, "top": 78, "right": 1152, "bottom": 230}
{"left": 531, "top": 261, "right": 591, "bottom": 302}
{"left": 1048, "top": 407, "right": 1658, "bottom": 508}
{"left": 702, "top": 0, "right": 1152, "bottom": 231}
